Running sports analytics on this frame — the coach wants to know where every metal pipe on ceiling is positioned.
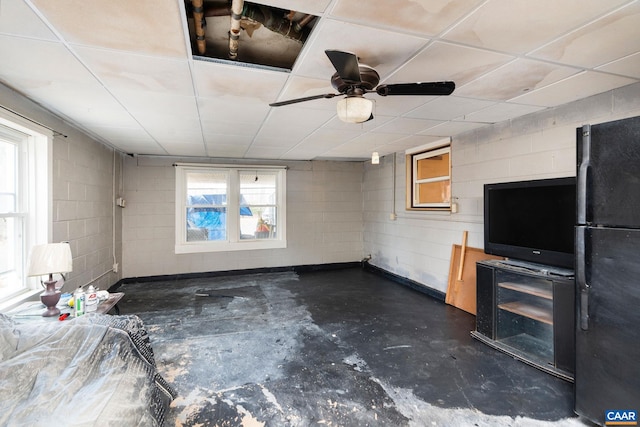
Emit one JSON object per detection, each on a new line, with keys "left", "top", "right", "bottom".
{"left": 191, "top": 0, "right": 207, "bottom": 55}
{"left": 229, "top": 0, "right": 244, "bottom": 60}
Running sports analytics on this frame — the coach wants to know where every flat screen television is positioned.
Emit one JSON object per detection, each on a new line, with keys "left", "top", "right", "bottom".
{"left": 484, "top": 177, "right": 576, "bottom": 269}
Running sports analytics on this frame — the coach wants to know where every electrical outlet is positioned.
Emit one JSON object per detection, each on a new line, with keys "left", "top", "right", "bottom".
{"left": 113, "top": 263, "right": 119, "bottom": 273}
{"left": 116, "top": 197, "right": 126, "bottom": 208}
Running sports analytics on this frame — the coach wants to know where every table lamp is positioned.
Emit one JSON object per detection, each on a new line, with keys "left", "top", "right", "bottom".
{"left": 27, "top": 242, "right": 73, "bottom": 317}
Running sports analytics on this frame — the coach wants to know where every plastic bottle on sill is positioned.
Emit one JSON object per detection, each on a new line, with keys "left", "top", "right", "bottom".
{"left": 74, "top": 287, "right": 85, "bottom": 317}
{"left": 85, "top": 285, "right": 98, "bottom": 313}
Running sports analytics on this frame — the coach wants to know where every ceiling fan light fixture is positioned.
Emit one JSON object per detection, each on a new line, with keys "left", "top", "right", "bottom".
{"left": 336, "top": 96, "right": 373, "bottom": 123}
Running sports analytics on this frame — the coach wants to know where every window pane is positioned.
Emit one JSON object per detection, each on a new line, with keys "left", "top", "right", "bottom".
{"left": 239, "top": 172, "right": 277, "bottom": 239}
{"left": 240, "top": 207, "right": 277, "bottom": 239}
{"left": 186, "top": 171, "right": 228, "bottom": 241}
{"left": 0, "top": 140, "right": 16, "bottom": 213}
{"left": 416, "top": 152, "right": 449, "bottom": 180}
{"left": 240, "top": 172, "right": 276, "bottom": 204}
{"left": 416, "top": 180, "right": 451, "bottom": 204}
{"left": 0, "top": 216, "right": 24, "bottom": 296}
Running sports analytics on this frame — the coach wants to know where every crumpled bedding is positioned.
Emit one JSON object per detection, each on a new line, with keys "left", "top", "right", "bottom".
{"left": 0, "top": 313, "right": 176, "bottom": 426}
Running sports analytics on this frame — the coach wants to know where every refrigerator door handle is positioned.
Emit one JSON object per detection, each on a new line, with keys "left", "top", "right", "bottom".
{"left": 577, "top": 125, "right": 591, "bottom": 224}
{"left": 580, "top": 289, "right": 589, "bottom": 331}
{"left": 576, "top": 226, "right": 589, "bottom": 330}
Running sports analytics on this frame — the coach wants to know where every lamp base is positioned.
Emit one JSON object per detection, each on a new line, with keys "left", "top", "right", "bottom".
{"left": 41, "top": 279, "right": 61, "bottom": 317}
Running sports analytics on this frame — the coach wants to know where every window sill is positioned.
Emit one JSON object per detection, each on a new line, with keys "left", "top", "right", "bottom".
{"left": 175, "top": 239, "right": 287, "bottom": 254}
{"left": 0, "top": 288, "right": 42, "bottom": 312}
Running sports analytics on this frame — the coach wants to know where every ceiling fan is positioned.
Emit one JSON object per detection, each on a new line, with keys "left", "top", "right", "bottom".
{"left": 269, "top": 50, "right": 455, "bottom": 123}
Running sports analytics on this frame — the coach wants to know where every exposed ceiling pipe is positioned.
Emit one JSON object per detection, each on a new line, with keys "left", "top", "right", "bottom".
{"left": 191, "top": 0, "right": 206, "bottom": 55}
{"left": 295, "top": 14, "right": 314, "bottom": 32}
{"left": 229, "top": 0, "right": 244, "bottom": 60}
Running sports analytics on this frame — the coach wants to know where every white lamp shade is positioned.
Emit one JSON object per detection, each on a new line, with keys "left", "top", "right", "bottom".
{"left": 27, "top": 243, "right": 73, "bottom": 276}
{"left": 336, "top": 96, "right": 373, "bottom": 123}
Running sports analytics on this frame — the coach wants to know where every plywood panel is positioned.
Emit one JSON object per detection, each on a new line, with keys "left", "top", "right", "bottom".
{"left": 446, "top": 245, "right": 503, "bottom": 315}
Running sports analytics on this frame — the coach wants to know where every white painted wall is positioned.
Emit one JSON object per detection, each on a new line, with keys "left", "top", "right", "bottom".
{"left": 364, "top": 82, "right": 640, "bottom": 295}
{"left": 0, "top": 83, "right": 122, "bottom": 295}
{"left": 121, "top": 157, "right": 364, "bottom": 278}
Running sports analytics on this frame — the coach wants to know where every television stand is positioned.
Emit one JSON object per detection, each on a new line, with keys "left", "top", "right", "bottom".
{"left": 473, "top": 259, "right": 575, "bottom": 381}
{"left": 498, "top": 259, "right": 574, "bottom": 277}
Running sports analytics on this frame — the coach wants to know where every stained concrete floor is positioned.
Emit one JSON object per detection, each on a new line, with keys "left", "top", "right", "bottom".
{"left": 116, "top": 267, "right": 588, "bottom": 426}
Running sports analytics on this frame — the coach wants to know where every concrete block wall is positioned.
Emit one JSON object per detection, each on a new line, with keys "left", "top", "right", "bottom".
{"left": 52, "top": 133, "right": 123, "bottom": 291}
{"left": 364, "top": 81, "right": 640, "bottom": 295}
{"left": 0, "top": 83, "right": 122, "bottom": 295}
{"left": 121, "top": 157, "right": 364, "bottom": 278}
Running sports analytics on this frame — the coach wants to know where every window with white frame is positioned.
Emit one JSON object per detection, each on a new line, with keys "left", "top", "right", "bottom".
{"left": 406, "top": 139, "right": 451, "bottom": 210}
{"left": 0, "top": 115, "right": 51, "bottom": 304}
{"left": 175, "top": 164, "right": 286, "bottom": 253}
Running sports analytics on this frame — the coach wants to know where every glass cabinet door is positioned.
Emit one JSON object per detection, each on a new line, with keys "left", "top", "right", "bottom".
{"left": 495, "top": 269, "right": 554, "bottom": 366}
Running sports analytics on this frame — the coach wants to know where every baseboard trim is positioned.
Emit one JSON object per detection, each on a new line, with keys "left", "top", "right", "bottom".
{"left": 108, "top": 261, "right": 446, "bottom": 303}
{"left": 108, "top": 261, "right": 361, "bottom": 292}
{"left": 363, "top": 262, "right": 446, "bottom": 302}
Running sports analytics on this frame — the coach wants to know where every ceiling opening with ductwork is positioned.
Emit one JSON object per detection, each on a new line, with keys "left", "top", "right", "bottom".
{"left": 184, "top": 0, "right": 318, "bottom": 70}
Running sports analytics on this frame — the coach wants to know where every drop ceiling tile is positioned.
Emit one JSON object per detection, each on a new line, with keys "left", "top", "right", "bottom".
{"left": 201, "top": 120, "right": 262, "bottom": 137}
{"left": 205, "top": 134, "right": 254, "bottom": 148}
{"left": 153, "top": 130, "right": 204, "bottom": 147}
{"left": 298, "top": 128, "right": 362, "bottom": 148}
{"left": 388, "top": 41, "right": 514, "bottom": 86}
{"left": 134, "top": 115, "right": 202, "bottom": 134}
{"left": 0, "top": 36, "right": 91, "bottom": 85}
{"left": 197, "top": 97, "right": 271, "bottom": 124}
{"left": 271, "top": 76, "right": 337, "bottom": 112}
{"left": 81, "top": 124, "right": 152, "bottom": 142}
{"left": 322, "top": 115, "right": 392, "bottom": 131}
{"left": 330, "top": 0, "right": 484, "bottom": 37}
{"left": 344, "top": 132, "right": 407, "bottom": 148}
{"left": 193, "top": 61, "right": 288, "bottom": 103}
{"left": 597, "top": 52, "right": 640, "bottom": 79}
{"left": 455, "top": 59, "right": 580, "bottom": 101}
{"left": 243, "top": 146, "right": 291, "bottom": 159}
{"left": 0, "top": 35, "right": 135, "bottom": 126}
{"left": 442, "top": 0, "right": 631, "bottom": 54}
{"left": 115, "top": 90, "right": 199, "bottom": 117}
{"left": 264, "top": 106, "right": 335, "bottom": 129}
{"left": 255, "top": 128, "right": 313, "bottom": 144}
{"left": 371, "top": 95, "right": 432, "bottom": 116}
{"left": 251, "top": 136, "right": 300, "bottom": 148}
{"left": 206, "top": 141, "right": 251, "bottom": 159}
{"left": 530, "top": 2, "right": 640, "bottom": 68}
{"left": 421, "top": 121, "right": 488, "bottom": 136}
{"left": 294, "top": 19, "right": 429, "bottom": 80}
{"left": 30, "top": 0, "right": 187, "bottom": 57}
{"left": 74, "top": 47, "right": 194, "bottom": 95}
{"left": 206, "top": 143, "right": 252, "bottom": 158}
{"left": 406, "top": 96, "right": 496, "bottom": 121}
{"left": 33, "top": 85, "right": 133, "bottom": 127}
{"left": 464, "top": 102, "right": 547, "bottom": 123}
{"left": 279, "top": 130, "right": 359, "bottom": 159}
{"left": 510, "top": 71, "right": 637, "bottom": 107}
{"left": 162, "top": 143, "right": 207, "bottom": 157}
{"left": 0, "top": 1, "right": 57, "bottom": 40}
{"left": 370, "top": 117, "right": 444, "bottom": 135}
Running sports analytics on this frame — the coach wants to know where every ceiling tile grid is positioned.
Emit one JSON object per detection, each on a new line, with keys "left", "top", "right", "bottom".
{"left": 0, "top": 0, "right": 637, "bottom": 160}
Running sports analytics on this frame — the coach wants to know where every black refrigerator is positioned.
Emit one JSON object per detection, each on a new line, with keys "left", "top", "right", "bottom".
{"left": 575, "top": 115, "right": 640, "bottom": 425}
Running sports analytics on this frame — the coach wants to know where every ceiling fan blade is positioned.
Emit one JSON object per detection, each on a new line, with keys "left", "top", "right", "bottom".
{"left": 269, "top": 93, "right": 338, "bottom": 107}
{"left": 376, "top": 81, "right": 455, "bottom": 96}
{"left": 325, "top": 50, "right": 361, "bottom": 83}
